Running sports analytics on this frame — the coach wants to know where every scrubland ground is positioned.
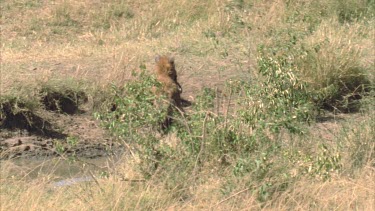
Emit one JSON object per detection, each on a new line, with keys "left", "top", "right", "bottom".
{"left": 1, "top": 0, "right": 374, "bottom": 210}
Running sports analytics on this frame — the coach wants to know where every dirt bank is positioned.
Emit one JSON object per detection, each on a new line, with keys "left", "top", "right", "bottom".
{"left": 0, "top": 92, "right": 121, "bottom": 159}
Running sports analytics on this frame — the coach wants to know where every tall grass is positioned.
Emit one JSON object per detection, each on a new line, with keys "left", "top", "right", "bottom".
{"left": 1, "top": 0, "right": 374, "bottom": 210}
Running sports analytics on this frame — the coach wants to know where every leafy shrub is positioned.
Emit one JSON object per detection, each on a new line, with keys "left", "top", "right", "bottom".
{"left": 236, "top": 46, "right": 314, "bottom": 134}
{"left": 260, "top": 19, "right": 372, "bottom": 113}
{"left": 95, "top": 52, "right": 365, "bottom": 203}
{"left": 95, "top": 70, "right": 178, "bottom": 176}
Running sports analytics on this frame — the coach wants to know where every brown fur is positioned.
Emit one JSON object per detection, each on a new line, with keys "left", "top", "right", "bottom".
{"left": 154, "top": 55, "right": 183, "bottom": 130}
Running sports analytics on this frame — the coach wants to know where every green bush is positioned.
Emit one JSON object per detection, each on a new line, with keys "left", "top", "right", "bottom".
{"left": 236, "top": 46, "right": 314, "bottom": 134}
{"left": 95, "top": 70, "right": 177, "bottom": 176}
{"left": 260, "top": 20, "right": 372, "bottom": 113}
{"left": 95, "top": 55, "right": 365, "bottom": 202}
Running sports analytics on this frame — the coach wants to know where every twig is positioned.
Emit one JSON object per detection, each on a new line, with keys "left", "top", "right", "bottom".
{"left": 216, "top": 87, "right": 220, "bottom": 115}
{"left": 174, "top": 103, "right": 192, "bottom": 135}
{"left": 224, "top": 88, "right": 233, "bottom": 131}
{"left": 193, "top": 112, "right": 209, "bottom": 176}
{"left": 88, "top": 170, "right": 105, "bottom": 193}
{"left": 120, "top": 178, "right": 146, "bottom": 182}
{"left": 121, "top": 139, "right": 137, "bottom": 160}
{"left": 213, "top": 188, "right": 250, "bottom": 208}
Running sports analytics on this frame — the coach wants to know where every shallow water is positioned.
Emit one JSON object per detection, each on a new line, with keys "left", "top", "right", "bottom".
{"left": 52, "top": 176, "right": 94, "bottom": 187}
{"left": 1, "top": 152, "right": 125, "bottom": 187}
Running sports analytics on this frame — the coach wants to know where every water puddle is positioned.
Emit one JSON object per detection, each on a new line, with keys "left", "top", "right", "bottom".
{"left": 1, "top": 152, "right": 125, "bottom": 188}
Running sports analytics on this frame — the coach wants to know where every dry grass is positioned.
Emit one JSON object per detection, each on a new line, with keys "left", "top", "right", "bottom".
{"left": 1, "top": 0, "right": 374, "bottom": 210}
{"left": 298, "top": 19, "right": 372, "bottom": 85}
{"left": 1, "top": 0, "right": 257, "bottom": 96}
{"left": 262, "top": 165, "right": 375, "bottom": 211}
{"left": 1, "top": 111, "right": 374, "bottom": 210}
{"left": 1, "top": 166, "right": 374, "bottom": 210}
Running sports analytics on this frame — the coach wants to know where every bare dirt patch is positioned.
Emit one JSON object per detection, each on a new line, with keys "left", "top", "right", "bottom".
{"left": 0, "top": 90, "right": 121, "bottom": 159}
{"left": 0, "top": 101, "right": 66, "bottom": 139}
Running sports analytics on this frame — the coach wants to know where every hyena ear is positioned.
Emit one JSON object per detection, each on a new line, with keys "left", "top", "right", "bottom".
{"left": 155, "top": 55, "right": 161, "bottom": 63}
{"left": 169, "top": 57, "right": 174, "bottom": 64}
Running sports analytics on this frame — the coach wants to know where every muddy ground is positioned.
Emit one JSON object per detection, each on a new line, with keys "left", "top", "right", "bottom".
{"left": 0, "top": 116, "right": 122, "bottom": 159}
{"left": 0, "top": 92, "right": 123, "bottom": 159}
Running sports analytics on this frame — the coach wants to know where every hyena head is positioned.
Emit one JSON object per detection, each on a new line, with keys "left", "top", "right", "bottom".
{"left": 155, "top": 55, "right": 182, "bottom": 93}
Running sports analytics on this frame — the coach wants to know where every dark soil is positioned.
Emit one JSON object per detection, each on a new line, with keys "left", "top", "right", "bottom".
{"left": 1, "top": 101, "right": 67, "bottom": 139}
{"left": 42, "top": 89, "right": 88, "bottom": 114}
{"left": 0, "top": 93, "right": 121, "bottom": 160}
